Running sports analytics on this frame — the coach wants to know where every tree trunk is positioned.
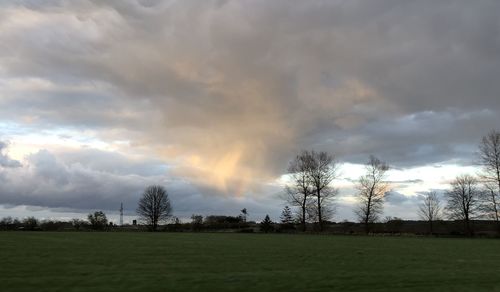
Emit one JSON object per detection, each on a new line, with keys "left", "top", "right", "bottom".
{"left": 317, "top": 190, "right": 322, "bottom": 231}
{"left": 364, "top": 195, "right": 372, "bottom": 234}
{"left": 465, "top": 216, "right": 472, "bottom": 237}
{"left": 301, "top": 201, "right": 307, "bottom": 232}
{"left": 496, "top": 166, "right": 500, "bottom": 232}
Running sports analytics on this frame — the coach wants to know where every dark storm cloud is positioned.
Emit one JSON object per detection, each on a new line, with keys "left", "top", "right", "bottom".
{"left": 322, "top": 109, "right": 500, "bottom": 167}
{"left": 0, "top": 1, "right": 499, "bottom": 216}
{"left": 0, "top": 149, "right": 161, "bottom": 211}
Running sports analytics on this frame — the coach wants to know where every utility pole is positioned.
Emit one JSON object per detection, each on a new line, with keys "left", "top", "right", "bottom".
{"left": 120, "top": 203, "right": 124, "bottom": 226}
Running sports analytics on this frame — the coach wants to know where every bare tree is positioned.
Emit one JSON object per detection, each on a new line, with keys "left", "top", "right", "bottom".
{"left": 137, "top": 185, "right": 172, "bottom": 231}
{"left": 445, "top": 174, "right": 481, "bottom": 236}
{"left": 478, "top": 130, "right": 500, "bottom": 225}
{"left": 307, "top": 202, "right": 336, "bottom": 228}
{"left": 304, "top": 150, "right": 340, "bottom": 231}
{"left": 418, "top": 191, "right": 442, "bottom": 234}
{"left": 481, "top": 183, "right": 500, "bottom": 224}
{"left": 284, "top": 152, "right": 315, "bottom": 231}
{"left": 355, "top": 155, "right": 390, "bottom": 233}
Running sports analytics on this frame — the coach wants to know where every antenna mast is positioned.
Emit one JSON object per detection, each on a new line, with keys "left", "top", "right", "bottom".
{"left": 119, "top": 203, "right": 124, "bottom": 226}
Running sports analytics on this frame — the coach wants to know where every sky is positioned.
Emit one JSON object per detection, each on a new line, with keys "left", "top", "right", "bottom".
{"left": 0, "top": 0, "right": 499, "bottom": 223}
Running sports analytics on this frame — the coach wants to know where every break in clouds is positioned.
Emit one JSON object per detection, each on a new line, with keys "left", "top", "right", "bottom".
{"left": 1, "top": 0, "right": 500, "bottom": 220}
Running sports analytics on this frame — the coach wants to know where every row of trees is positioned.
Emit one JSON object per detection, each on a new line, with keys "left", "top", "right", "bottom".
{"left": 0, "top": 213, "right": 109, "bottom": 231}
{"left": 418, "top": 175, "right": 499, "bottom": 236}
{"left": 284, "top": 150, "right": 389, "bottom": 233}
{"left": 417, "top": 130, "right": 500, "bottom": 235}
{"left": 83, "top": 185, "right": 173, "bottom": 231}
{"left": 0, "top": 185, "right": 173, "bottom": 231}
{"left": 2, "top": 130, "right": 497, "bottom": 235}
{"left": 285, "top": 150, "right": 339, "bottom": 231}
{"left": 0, "top": 185, "right": 174, "bottom": 232}
{"left": 0, "top": 216, "right": 41, "bottom": 231}
{"left": 283, "top": 130, "right": 500, "bottom": 235}
{"left": 117, "top": 129, "right": 500, "bottom": 235}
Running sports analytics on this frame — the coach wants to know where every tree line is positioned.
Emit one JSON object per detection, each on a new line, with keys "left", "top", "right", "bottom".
{"left": 283, "top": 150, "right": 390, "bottom": 233}
{"left": 281, "top": 129, "right": 500, "bottom": 236}
{"left": 1, "top": 130, "right": 499, "bottom": 236}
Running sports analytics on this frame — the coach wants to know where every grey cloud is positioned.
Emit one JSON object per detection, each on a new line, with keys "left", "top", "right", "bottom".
{"left": 0, "top": 149, "right": 156, "bottom": 211}
{"left": 0, "top": 148, "right": 284, "bottom": 220}
{"left": 56, "top": 149, "right": 168, "bottom": 177}
{"left": 314, "top": 109, "right": 500, "bottom": 167}
{"left": 384, "top": 189, "right": 449, "bottom": 219}
{"left": 167, "top": 183, "right": 284, "bottom": 221}
{"left": 384, "top": 191, "right": 424, "bottom": 219}
{"left": 415, "top": 189, "right": 447, "bottom": 200}
{"left": 386, "top": 179, "right": 423, "bottom": 184}
{"left": 386, "top": 191, "right": 417, "bottom": 204}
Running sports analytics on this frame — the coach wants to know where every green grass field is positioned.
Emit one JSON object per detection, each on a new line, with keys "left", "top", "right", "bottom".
{"left": 1, "top": 232, "right": 500, "bottom": 292}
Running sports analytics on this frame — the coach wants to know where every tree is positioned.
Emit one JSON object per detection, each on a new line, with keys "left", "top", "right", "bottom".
{"left": 279, "top": 206, "right": 295, "bottom": 231}
{"left": 284, "top": 150, "right": 339, "bottom": 231}
{"left": 284, "top": 152, "right": 315, "bottom": 231}
{"left": 165, "top": 216, "right": 182, "bottom": 232}
{"left": 87, "top": 211, "right": 108, "bottom": 230}
{"left": 418, "top": 191, "right": 442, "bottom": 234}
{"left": 445, "top": 174, "right": 481, "bottom": 236}
{"left": 191, "top": 214, "right": 203, "bottom": 225}
{"left": 71, "top": 219, "right": 87, "bottom": 231}
{"left": 22, "top": 217, "right": 38, "bottom": 231}
{"left": 0, "top": 217, "right": 21, "bottom": 231}
{"left": 384, "top": 216, "right": 403, "bottom": 234}
{"left": 240, "top": 208, "right": 248, "bottom": 222}
{"left": 190, "top": 214, "right": 203, "bottom": 231}
{"left": 303, "top": 150, "right": 340, "bottom": 231}
{"left": 481, "top": 183, "right": 500, "bottom": 227}
{"left": 137, "top": 185, "right": 173, "bottom": 231}
{"left": 355, "top": 155, "right": 390, "bottom": 233}
{"left": 280, "top": 206, "right": 294, "bottom": 224}
{"left": 0, "top": 217, "right": 14, "bottom": 230}
{"left": 260, "top": 215, "right": 274, "bottom": 233}
{"left": 478, "top": 130, "right": 500, "bottom": 225}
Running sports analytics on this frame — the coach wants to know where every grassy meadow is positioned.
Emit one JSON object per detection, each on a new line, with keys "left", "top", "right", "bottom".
{"left": 1, "top": 232, "right": 500, "bottom": 291}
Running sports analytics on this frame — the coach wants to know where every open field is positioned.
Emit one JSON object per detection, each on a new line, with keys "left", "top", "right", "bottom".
{"left": 1, "top": 233, "right": 500, "bottom": 291}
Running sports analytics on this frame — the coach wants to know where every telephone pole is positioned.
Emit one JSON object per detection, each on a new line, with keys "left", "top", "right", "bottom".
{"left": 119, "top": 203, "right": 124, "bottom": 226}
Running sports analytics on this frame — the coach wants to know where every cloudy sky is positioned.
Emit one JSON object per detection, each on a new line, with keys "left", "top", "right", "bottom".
{"left": 0, "top": 0, "right": 499, "bottom": 222}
